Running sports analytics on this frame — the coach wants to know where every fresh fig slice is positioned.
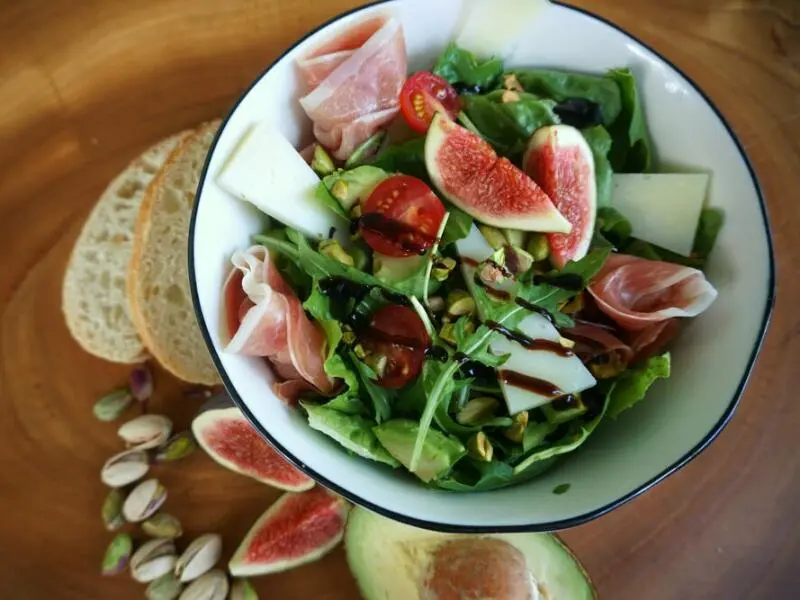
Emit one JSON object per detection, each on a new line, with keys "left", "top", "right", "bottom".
{"left": 523, "top": 125, "right": 597, "bottom": 268}
{"left": 192, "top": 406, "right": 314, "bottom": 492}
{"left": 425, "top": 113, "right": 571, "bottom": 233}
{"left": 229, "top": 486, "right": 350, "bottom": 576}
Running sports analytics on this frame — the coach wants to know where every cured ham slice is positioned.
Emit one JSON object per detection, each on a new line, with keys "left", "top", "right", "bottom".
{"left": 588, "top": 254, "right": 718, "bottom": 331}
{"left": 629, "top": 319, "right": 680, "bottom": 362}
{"left": 223, "top": 246, "right": 335, "bottom": 401}
{"left": 297, "top": 15, "right": 407, "bottom": 160}
{"left": 564, "top": 321, "right": 633, "bottom": 367}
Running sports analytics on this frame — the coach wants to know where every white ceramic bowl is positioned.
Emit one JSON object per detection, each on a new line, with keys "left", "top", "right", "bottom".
{"left": 189, "top": 0, "right": 775, "bottom": 532}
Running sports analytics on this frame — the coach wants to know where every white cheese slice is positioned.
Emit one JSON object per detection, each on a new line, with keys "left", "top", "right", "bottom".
{"left": 456, "top": 0, "right": 550, "bottom": 59}
{"left": 216, "top": 120, "right": 348, "bottom": 241}
{"left": 611, "top": 173, "right": 710, "bottom": 257}
{"left": 490, "top": 314, "right": 597, "bottom": 414}
{"left": 455, "top": 226, "right": 596, "bottom": 415}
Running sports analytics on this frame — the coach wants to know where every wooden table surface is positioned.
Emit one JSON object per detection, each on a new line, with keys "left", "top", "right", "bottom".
{"left": 1, "top": 0, "right": 798, "bottom": 598}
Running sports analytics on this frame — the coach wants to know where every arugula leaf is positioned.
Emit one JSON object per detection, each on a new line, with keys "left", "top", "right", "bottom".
{"left": 511, "top": 69, "right": 622, "bottom": 125}
{"left": 581, "top": 125, "right": 614, "bottom": 207}
{"left": 607, "top": 353, "right": 671, "bottom": 419}
{"left": 440, "top": 205, "right": 473, "bottom": 246}
{"left": 606, "top": 68, "right": 652, "bottom": 173}
{"left": 370, "top": 138, "right": 428, "bottom": 181}
{"left": 452, "top": 316, "right": 509, "bottom": 368}
{"left": 596, "top": 206, "right": 633, "bottom": 247}
{"left": 432, "top": 455, "right": 558, "bottom": 492}
{"left": 433, "top": 43, "right": 504, "bottom": 91}
{"left": 461, "top": 92, "right": 559, "bottom": 158}
{"left": 302, "top": 402, "right": 400, "bottom": 467}
{"left": 351, "top": 354, "right": 393, "bottom": 424}
{"left": 693, "top": 208, "right": 724, "bottom": 260}
{"left": 523, "top": 421, "right": 558, "bottom": 452}
{"left": 303, "top": 281, "right": 342, "bottom": 359}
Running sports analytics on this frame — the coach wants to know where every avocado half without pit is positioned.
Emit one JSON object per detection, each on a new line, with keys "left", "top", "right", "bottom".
{"left": 345, "top": 506, "right": 596, "bottom": 600}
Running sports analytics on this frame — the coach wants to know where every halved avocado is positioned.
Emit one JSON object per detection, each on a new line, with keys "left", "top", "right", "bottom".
{"left": 345, "top": 506, "right": 596, "bottom": 600}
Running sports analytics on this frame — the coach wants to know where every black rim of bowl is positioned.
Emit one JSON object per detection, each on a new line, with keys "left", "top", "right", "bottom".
{"left": 188, "top": 0, "right": 777, "bottom": 533}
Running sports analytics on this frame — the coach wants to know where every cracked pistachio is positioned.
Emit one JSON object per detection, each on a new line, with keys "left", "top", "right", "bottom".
{"left": 504, "top": 411, "right": 529, "bottom": 443}
{"left": 477, "top": 260, "right": 509, "bottom": 286}
{"left": 311, "top": 145, "right": 335, "bottom": 176}
{"left": 101, "top": 449, "right": 149, "bottom": 488}
{"left": 118, "top": 414, "right": 172, "bottom": 451}
{"left": 131, "top": 539, "right": 177, "bottom": 583}
{"left": 503, "top": 73, "right": 523, "bottom": 92}
{"left": 349, "top": 203, "right": 362, "bottom": 219}
{"left": 560, "top": 292, "right": 584, "bottom": 315}
{"left": 102, "top": 488, "right": 126, "bottom": 531}
{"left": 526, "top": 233, "right": 550, "bottom": 263}
{"left": 467, "top": 432, "right": 494, "bottom": 462}
{"left": 330, "top": 180, "right": 349, "bottom": 204}
{"left": 478, "top": 224, "right": 507, "bottom": 250}
{"left": 230, "top": 579, "right": 258, "bottom": 600}
{"left": 102, "top": 533, "right": 133, "bottom": 576}
{"left": 129, "top": 364, "right": 154, "bottom": 403}
{"left": 155, "top": 432, "right": 197, "bottom": 462}
{"left": 175, "top": 534, "right": 223, "bottom": 583}
{"left": 491, "top": 245, "right": 533, "bottom": 276}
{"left": 364, "top": 354, "right": 388, "bottom": 379}
{"left": 427, "top": 296, "right": 445, "bottom": 312}
{"left": 446, "top": 290, "right": 475, "bottom": 317}
{"left": 502, "top": 90, "right": 521, "bottom": 104}
{"left": 431, "top": 257, "right": 457, "bottom": 282}
{"left": 318, "top": 239, "right": 355, "bottom": 267}
{"left": 146, "top": 572, "right": 184, "bottom": 600}
{"left": 178, "top": 569, "right": 229, "bottom": 600}
{"left": 456, "top": 397, "right": 500, "bottom": 426}
{"left": 122, "top": 478, "right": 167, "bottom": 523}
{"left": 93, "top": 388, "right": 133, "bottom": 422}
{"left": 353, "top": 344, "right": 367, "bottom": 360}
{"left": 439, "top": 323, "right": 457, "bottom": 346}
{"left": 341, "top": 326, "right": 357, "bottom": 346}
{"left": 142, "top": 513, "right": 183, "bottom": 540}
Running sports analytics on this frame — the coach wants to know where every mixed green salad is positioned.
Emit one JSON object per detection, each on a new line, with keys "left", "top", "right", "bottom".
{"left": 223, "top": 43, "right": 723, "bottom": 492}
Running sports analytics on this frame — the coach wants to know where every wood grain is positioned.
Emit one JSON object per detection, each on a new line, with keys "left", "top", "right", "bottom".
{"left": 0, "top": 0, "right": 797, "bottom": 598}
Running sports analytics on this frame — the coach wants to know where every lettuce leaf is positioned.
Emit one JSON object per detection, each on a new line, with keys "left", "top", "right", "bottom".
{"left": 606, "top": 353, "right": 671, "bottom": 419}
{"left": 370, "top": 138, "right": 428, "bottom": 181}
{"left": 433, "top": 43, "right": 504, "bottom": 91}
{"left": 351, "top": 354, "right": 394, "bottom": 424}
{"left": 692, "top": 208, "right": 725, "bottom": 260}
{"left": 606, "top": 68, "right": 652, "bottom": 173}
{"left": 582, "top": 125, "right": 614, "bottom": 207}
{"left": 511, "top": 69, "right": 622, "bottom": 125}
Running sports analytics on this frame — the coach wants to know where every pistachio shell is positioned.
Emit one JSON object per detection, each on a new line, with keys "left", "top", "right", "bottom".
{"left": 101, "top": 533, "right": 133, "bottom": 576}
{"left": 118, "top": 415, "right": 172, "bottom": 450}
{"left": 142, "top": 513, "right": 183, "bottom": 539}
{"left": 93, "top": 388, "right": 133, "bottom": 422}
{"left": 131, "top": 538, "right": 177, "bottom": 583}
{"left": 101, "top": 488, "right": 126, "bottom": 531}
{"left": 122, "top": 478, "right": 167, "bottom": 522}
{"left": 230, "top": 579, "right": 258, "bottom": 600}
{"left": 129, "top": 365, "right": 154, "bottom": 403}
{"left": 178, "top": 570, "right": 229, "bottom": 600}
{"left": 155, "top": 432, "right": 197, "bottom": 462}
{"left": 175, "top": 534, "right": 222, "bottom": 583}
{"left": 146, "top": 572, "right": 184, "bottom": 600}
{"left": 101, "top": 449, "right": 150, "bottom": 488}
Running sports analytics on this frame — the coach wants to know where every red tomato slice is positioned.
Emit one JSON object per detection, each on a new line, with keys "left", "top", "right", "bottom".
{"left": 400, "top": 71, "right": 460, "bottom": 133}
{"left": 360, "top": 175, "right": 446, "bottom": 258}
{"left": 361, "top": 305, "right": 430, "bottom": 389}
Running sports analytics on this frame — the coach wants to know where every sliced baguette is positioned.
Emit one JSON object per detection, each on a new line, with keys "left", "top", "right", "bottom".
{"left": 128, "top": 120, "right": 222, "bottom": 385}
{"left": 62, "top": 131, "right": 191, "bottom": 363}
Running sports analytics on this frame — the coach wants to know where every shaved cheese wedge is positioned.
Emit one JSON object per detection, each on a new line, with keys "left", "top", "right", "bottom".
{"left": 456, "top": 0, "right": 550, "bottom": 59}
{"left": 216, "top": 120, "right": 348, "bottom": 241}
{"left": 611, "top": 173, "right": 710, "bottom": 256}
{"left": 455, "top": 226, "right": 596, "bottom": 414}
{"left": 490, "top": 314, "right": 597, "bottom": 414}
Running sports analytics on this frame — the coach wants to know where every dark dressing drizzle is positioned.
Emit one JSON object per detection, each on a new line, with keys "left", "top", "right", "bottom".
{"left": 357, "top": 213, "right": 435, "bottom": 256}
{"left": 424, "top": 346, "right": 450, "bottom": 362}
{"left": 487, "top": 321, "right": 574, "bottom": 358}
{"left": 551, "top": 394, "right": 578, "bottom": 411}
{"left": 499, "top": 370, "right": 564, "bottom": 398}
{"left": 553, "top": 97, "right": 604, "bottom": 129}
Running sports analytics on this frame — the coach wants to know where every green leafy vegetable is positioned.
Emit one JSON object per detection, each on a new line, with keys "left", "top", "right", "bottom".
{"left": 433, "top": 43, "right": 504, "bottom": 91}
{"left": 606, "top": 68, "right": 652, "bottom": 173}
{"left": 302, "top": 402, "right": 400, "bottom": 467}
{"left": 370, "top": 138, "right": 428, "bottom": 181}
{"left": 581, "top": 125, "right": 614, "bottom": 207}
{"left": 512, "top": 69, "right": 622, "bottom": 125}
{"left": 692, "top": 208, "right": 725, "bottom": 260}
{"left": 314, "top": 183, "right": 349, "bottom": 220}
{"left": 596, "top": 206, "right": 633, "bottom": 247}
{"left": 323, "top": 392, "right": 369, "bottom": 416}
{"left": 433, "top": 455, "right": 559, "bottom": 492}
{"left": 461, "top": 92, "right": 559, "bottom": 157}
{"left": 345, "top": 131, "right": 387, "bottom": 169}
{"left": 303, "top": 282, "right": 342, "bottom": 359}
{"left": 606, "top": 353, "right": 671, "bottom": 419}
{"left": 440, "top": 205, "right": 473, "bottom": 246}
{"left": 351, "top": 354, "right": 393, "bottom": 424}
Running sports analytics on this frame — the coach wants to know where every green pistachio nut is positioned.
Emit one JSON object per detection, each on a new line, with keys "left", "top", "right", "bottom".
{"left": 318, "top": 239, "right": 355, "bottom": 267}
{"left": 431, "top": 257, "right": 457, "bottom": 282}
{"left": 101, "top": 533, "right": 133, "bottom": 576}
{"left": 93, "top": 388, "right": 133, "bottom": 422}
{"left": 526, "top": 233, "right": 550, "bottom": 262}
{"left": 446, "top": 290, "right": 475, "bottom": 317}
{"left": 101, "top": 488, "right": 126, "bottom": 532}
{"left": 456, "top": 397, "right": 500, "bottom": 425}
{"left": 467, "top": 432, "right": 494, "bottom": 462}
{"left": 478, "top": 225, "right": 507, "bottom": 249}
{"left": 311, "top": 145, "right": 335, "bottom": 176}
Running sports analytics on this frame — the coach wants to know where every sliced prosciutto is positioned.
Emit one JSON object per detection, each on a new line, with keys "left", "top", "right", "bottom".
{"left": 297, "top": 14, "right": 407, "bottom": 160}
{"left": 223, "top": 245, "right": 335, "bottom": 402}
{"left": 588, "top": 254, "right": 718, "bottom": 331}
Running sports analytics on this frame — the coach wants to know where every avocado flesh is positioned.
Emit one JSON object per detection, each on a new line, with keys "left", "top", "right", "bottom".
{"left": 323, "top": 165, "right": 388, "bottom": 212}
{"left": 373, "top": 420, "right": 465, "bottom": 483}
{"left": 345, "top": 506, "right": 596, "bottom": 600}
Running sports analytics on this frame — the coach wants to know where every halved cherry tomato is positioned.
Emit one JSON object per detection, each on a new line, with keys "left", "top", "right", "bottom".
{"left": 400, "top": 71, "right": 460, "bottom": 133}
{"left": 361, "top": 305, "right": 430, "bottom": 389}
{"left": 360, "top": 175, "right": 446, "bottom": 257}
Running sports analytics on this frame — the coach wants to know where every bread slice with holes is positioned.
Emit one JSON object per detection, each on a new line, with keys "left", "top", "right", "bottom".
{"left": 128, "top": 120, "right": 222, "bottom": 385}
{"left": 62, "top": 131, "right": 191, "bottom": 363}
